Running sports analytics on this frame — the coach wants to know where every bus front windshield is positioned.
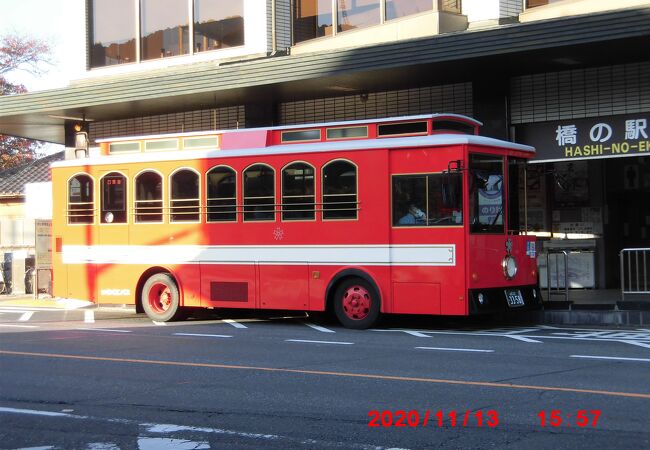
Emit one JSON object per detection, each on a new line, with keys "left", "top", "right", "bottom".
{"left": 469, "top": 154, "right": 505, "bottom": 234}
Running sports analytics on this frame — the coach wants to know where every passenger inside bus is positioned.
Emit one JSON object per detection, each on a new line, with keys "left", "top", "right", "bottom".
{"left": 398, "top": 204, "right": 427, "bottom": 225}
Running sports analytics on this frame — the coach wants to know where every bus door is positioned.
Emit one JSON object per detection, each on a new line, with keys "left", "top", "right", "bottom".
{"left": 98, "top": 170, "right": 129, "bottom": 245}
{"left": 95, "top": 170, "right": 130, "bottom": 303}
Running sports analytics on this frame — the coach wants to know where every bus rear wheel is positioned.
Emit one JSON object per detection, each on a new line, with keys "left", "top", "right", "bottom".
{"left": 142, "top": 273, "right": 184, "bottom": 322}
{"left": 333, "top": 277, "right": 380, "bottom": 329}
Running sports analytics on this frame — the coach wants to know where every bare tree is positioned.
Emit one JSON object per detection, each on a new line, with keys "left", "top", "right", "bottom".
{"left": 0, "top": 34, "right": 52, "bottom": 169}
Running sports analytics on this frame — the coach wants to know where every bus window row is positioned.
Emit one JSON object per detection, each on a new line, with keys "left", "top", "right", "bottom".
{"left": 67, "top": 160, "right": 358, "bottom": 224}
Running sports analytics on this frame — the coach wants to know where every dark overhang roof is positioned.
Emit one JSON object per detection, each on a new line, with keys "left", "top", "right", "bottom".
{"left": 1, "top": 6, "right": 649, "bottom": 144}
{"left": 0, "top": 151, "right": 64, "bottom": 197}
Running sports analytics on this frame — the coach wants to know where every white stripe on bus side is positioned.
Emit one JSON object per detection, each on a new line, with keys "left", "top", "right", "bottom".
{"left": 61, "top": 244, "right": 456, "bottom": 266}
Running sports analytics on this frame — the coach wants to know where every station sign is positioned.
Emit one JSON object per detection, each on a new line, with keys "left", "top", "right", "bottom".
{"left": 516, "top": 113, "right": 649, "bottom": 162}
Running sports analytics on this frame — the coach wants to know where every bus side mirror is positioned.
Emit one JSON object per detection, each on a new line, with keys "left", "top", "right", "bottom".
{"left": 441, "top": 173, "right": 457, "bottom": 208}
{"left": 442, "top": 160, "right": 463, "bottom": 208}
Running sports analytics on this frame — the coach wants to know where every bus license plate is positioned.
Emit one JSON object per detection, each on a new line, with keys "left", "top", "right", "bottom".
{"left": 505, "top": 289, "right": 525, "bottom": 307}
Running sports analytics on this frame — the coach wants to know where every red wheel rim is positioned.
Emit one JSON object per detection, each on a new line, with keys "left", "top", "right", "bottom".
{"left": 341, "top": 285, "right": 371, "bottom": 321}
{"left": 148, "top": 282, "right": 172, "bottom": 314}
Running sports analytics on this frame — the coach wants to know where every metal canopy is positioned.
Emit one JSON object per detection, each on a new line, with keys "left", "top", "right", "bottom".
{"left": 1, "top": 7, "right": 649, "bottom": 144}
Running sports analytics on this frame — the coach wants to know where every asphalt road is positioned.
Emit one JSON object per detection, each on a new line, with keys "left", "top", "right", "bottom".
{"left": 0, "top": 307, "right": 649, "bottom": 449}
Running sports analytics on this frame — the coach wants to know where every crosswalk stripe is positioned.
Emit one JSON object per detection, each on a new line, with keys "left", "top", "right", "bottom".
{"left": 19, "top": 312, "right": 34, "bottom": 322}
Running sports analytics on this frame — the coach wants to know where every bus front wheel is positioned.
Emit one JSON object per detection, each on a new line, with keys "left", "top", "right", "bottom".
{"left": 333, "top": 277, "right": 380, "bottom": 329}
{"left": 141, "top": 273, "right": 184, "bottom": 322}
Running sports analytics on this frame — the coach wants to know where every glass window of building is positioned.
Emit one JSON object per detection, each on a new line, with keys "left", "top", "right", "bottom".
{"left": 322, "top": 160, "right": 357, "bottom": 220}
{"left": 101, "top": 173, "right": 127, "bottom": 224}
{"left": 337, "top": 0, "right": 380, "bottom": 33}
{"left": 293, "top": 0, "right": 334, "bottom": 44}
{"left": 526, "top": 0, "right": 564, "bottom": 8}
{"left": 68, "top": 174, "right": 94, "bottom": 224}
{"left": 135, "top": 171, "right": 163, "bottom": 223}
{"left": 90, "top": 0, "right": 137, "bottom": 67}
{"left": 193, "top": 0, "right": 244, "bottom": 53}
{"left": 385, "top": 0, "right": 433, "bottom": 21}
{"left": 439, "top": 0, "right": 462, "bottom": 14}
{"left": 170, "top": 169, "right": 200, "bottom": 222}
{"left": 140, "top": 0, "right": 190, "bottom": 60}
{"left": 282, "top": 162, "right": 315, "bottom": 221}
{"left": 243, "top": 164, "right": 275, "bottom": 222}
{"left": 207, "top": 166, "right": 237, "bottom": 222}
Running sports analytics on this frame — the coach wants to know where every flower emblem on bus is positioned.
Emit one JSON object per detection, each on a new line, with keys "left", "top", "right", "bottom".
{"left": 273, "top": 227, "right": 284, "bottom": 241}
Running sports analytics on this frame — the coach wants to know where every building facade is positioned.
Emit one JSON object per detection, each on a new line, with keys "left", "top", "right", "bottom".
{"left": 1, "top": 0, "right": 649, "bottom": 295}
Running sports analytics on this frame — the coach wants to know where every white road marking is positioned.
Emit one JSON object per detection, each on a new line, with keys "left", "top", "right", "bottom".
{"left": 19, "top": 311, "right": 34, "bottom": 322}
{"left": 0, "top": 406, "right": 78, "bottom": 417}
{"left": 620, "top": 340, "right": 650, "bottom": 349}
{"left": 84, "top": 310, "right": 95, "bottom": 323}
{"left": 402, "top": 330, "right": 432, "bottom": 338}
{"left": 571, "top": 355, "right": 650, "bottom": 363}
{"left": 416, "top": 347, "right": 494, "bottom": 353}
{"left": 152, "top": 321, "right": 167, "bottom": 326}
{"left": 0, "top": 324, "right": 39, "bottom": 328}
{"left": 0, "top": 406, "right": 399, "bottom": 448}
{"left": 373, "top": 329, "right": 650, "bottom": 347}
{"left": 223, "top": 319, "right": 248, "bottom": 329}
{"left": 286, "top": 339, "right": 353, "bottom": 345}
{"left": 76, "top": 328, "right": 132, "bottom": 333}
{"left": 173, "top": 333, "right": 232, "bottom": 338}
{"left": 503, "top": 335, "right": 542, "bottom": 343}
{"left": 304, "top": 322, "right": 335, "bottom": 333}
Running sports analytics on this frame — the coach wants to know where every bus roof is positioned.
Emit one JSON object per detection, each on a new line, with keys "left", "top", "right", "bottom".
{"left": 52, "top": 133, "right": 535, "bottom": 169}
{"left": 95, "top": 114, "right": 483, "bottom": 144}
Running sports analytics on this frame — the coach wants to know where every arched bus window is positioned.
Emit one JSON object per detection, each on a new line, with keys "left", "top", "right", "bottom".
{"left": 243, "top": 164, "right": 275, "bottom": 221}
{"left": 322, "top": 160, "right": 357, "bottom": 220}
{"left": 134, "top": 171, "right": 163, "bottom": 223}
{"left": 282, "top": 162, "right": 315, "bottom": 221}
{"left": 206, "top": 166, "right": 236, "bottom": 222}
{"left": 101, "top": 172, "right": 127, "bottom": 224}
{"left": 170, "top": 169, "right": 200, "bottom": 222}
{"left": 68, "top": 174, "right": 94, "bottom": 224}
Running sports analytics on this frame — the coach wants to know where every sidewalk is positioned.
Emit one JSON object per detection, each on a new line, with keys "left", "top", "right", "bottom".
{"left": 0, "top": 294, "right": 93, "bottom": 310}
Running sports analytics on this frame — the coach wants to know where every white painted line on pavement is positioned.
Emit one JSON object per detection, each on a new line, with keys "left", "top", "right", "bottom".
{"left": 286, "top": 339, "right": 353, "bottom": 345}
{"left": 416, "top": 347, "right": 495, "bottom": 353}
{"left": 304, "top": 322, "right": 335, "bottom": 333}
{"left": 76, "top": 328, "right": 132, "bottom": 333}
{"left": 402, "top": 330, "right": 433, "bottom": 338}
{"left": 223, "top": 319, "right": 248, "bottom": 329}
{"left": 503, "top": 335, "right": 542, "bottom": 343}
{"left": 152, "top": 321, "right": 167, "bottom": 326}
{"left": 571, "top": 355, "right": 650, "bottom": 363}
{"left": 370, "top": 329, "right": 431, "bottom": 337}
{"left": 174, "top": 333, "right": 232, "bottom": 338}
{"left": 19, "top": 311, "right": 34, "bottom": 322}
{"left": 84, "top": 310, "right": 94, "bottom": 323}
{"left": 0, "top": 406, "right": 79, "bottom": 418}
{"left": 0, "top": 324, "right": 39, "bottom": 328}
{"left": 619, "top": 340, "right": 650, "bottom": 349}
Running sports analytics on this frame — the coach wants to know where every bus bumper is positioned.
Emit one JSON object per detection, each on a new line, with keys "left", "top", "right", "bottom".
{"left": 468, "top": 285, "right": 543, "bottom": 314}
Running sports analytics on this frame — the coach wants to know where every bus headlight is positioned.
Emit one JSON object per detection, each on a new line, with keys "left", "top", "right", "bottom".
{"left": 502, "top": 255, "right": 517, "bottom": 280}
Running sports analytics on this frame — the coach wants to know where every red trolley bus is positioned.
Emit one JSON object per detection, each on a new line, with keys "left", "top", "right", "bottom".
{"left": 52, "top": 114, "right": 541, "bottom": 328}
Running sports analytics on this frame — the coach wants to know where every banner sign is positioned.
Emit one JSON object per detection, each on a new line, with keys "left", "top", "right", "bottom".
{"left": 35, "top": 219, "right": 52, "bottom": 270}
{"left": 515, "top": 114, "right": 649, "bottom": 162}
